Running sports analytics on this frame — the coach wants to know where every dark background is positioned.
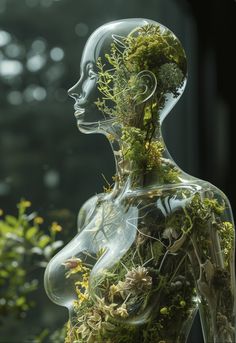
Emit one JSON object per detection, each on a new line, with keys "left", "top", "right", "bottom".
{"left": 0, "top": 0, "right": 235, "bottom": 342}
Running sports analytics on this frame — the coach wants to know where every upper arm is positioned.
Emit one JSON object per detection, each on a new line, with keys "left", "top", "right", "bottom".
{"left": 77, "top": 193, "right": 104, "bottom": 232}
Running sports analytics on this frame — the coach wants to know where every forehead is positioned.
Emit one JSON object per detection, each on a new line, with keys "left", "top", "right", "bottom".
{"left": 80, "top": 18, "right": 155, "bottom": 66}
{"left": 80, "top": 25, "right": 108, "bottom": 65}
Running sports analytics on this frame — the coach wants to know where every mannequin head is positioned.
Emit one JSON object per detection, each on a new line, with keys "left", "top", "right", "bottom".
{"left": 68, "top": 18, "right": 187, "bottom": 134}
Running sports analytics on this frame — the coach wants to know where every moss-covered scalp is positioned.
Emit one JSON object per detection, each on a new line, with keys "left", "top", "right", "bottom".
{"left": 95, "top": 21, "right": 187, "bottom": 127}
{"left": 92, "top": 21, "right": 187, "bottom": 183}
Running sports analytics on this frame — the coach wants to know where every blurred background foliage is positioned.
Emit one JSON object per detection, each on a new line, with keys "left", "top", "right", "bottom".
{"left": 0, "top": 200, "right": 65, "bottom": 342}
{"left": 0, "top": 0, "right": 235, "bottom": 342}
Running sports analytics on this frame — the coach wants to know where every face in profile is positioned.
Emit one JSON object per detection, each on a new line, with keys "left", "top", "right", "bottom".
{"left": 68, "top": 18, "right": 187, "bottom": 133}
{"left": 67, "top": 61, "right": 99, "bottom": 124}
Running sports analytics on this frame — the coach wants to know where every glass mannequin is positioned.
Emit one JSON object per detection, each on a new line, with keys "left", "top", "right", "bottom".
{"left": 44, "top": 19, "right": 235, "bottom": 343}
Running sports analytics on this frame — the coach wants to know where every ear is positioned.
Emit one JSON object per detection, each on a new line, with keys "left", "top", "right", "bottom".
{"left": 111, "top": 34, "right": 127, "bottom": 48}
{"left": 133, "top": 70, "right": 157, "bottom": 105}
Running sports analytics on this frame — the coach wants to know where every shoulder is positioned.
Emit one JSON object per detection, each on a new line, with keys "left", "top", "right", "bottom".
{"left": 77, "top": 193, "right": 105, "bottom": 232}
{"left": 192, "top": 179, "right": 234, "bottom": 219}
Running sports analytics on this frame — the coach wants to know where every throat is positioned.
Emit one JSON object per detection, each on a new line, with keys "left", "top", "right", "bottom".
{"left": 103, "top": 122, "right": 181, "bottom": 190}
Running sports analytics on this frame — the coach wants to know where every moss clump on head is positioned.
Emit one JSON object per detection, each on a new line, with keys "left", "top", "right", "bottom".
{"left": 158, "top": 63, "right": 184, "bottom": 95}
{"left": 124, "top": 24, "right": 186, "bottom": 75}
{"left": 96, "top": 23, "right": 187, "bottom": 127}
{"left": 96, "top": 23, "right": 186, "bottom": 184}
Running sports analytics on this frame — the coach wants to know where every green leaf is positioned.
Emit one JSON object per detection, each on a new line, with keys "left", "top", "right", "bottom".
{"left": 5, "top": 215, "right": 19, "bottom": 227}
{"left": 38, "top": 235, "right": 51, "bottom": 248}
{"left": 26, "top": 226, "right": 38, "bottom": 241}
{"left": 0, "top": 270, "right": 9, "bottom": 278}
{"left": 0, "top": 222, "right": 15, "bottom": 234}
{"left": 16, "top": 296, "right": 26, "bottom": 307}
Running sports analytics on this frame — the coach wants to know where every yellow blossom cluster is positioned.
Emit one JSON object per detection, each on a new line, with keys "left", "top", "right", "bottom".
{"left": 51, "top": 221, "right": 62, "bottom": 233}
{"left": 34, "top": 216, "right": 44, "bottom": 225}
{"left": 62, "top": 257, "right": 89, "bottom": 278}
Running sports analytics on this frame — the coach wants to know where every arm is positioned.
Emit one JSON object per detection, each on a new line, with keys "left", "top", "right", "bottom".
{"left": 77, "top": 193, "right": 104, "bottom": 232}
{"left": 188, "top": 188, "right": 235, "bottom": 343}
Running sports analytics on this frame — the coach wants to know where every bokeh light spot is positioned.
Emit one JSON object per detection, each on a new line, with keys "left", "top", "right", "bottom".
{"left": 0, "top": 30, "right": 11, "bottom": 47}
{"left": 44, "top": 170, "right": 60, "bottom": 188}
{"left": 26, "top": 54, "right": 46, "bottom": 72}
{"left": 0, "top": 298, "right": 6, "bottom": 306}
{"left": 32, "top": 86, "right": 47, "bottom": 101}
{"left": 23, "top": 84, "right": 47, "bottom": 102}
{"left": 0, "top": 181, "right": 10, "bottom": 196}
{"left": 7, "top": 90, "right": 23, "bottom": 105}
{"left": 0, "top": 60, "right": 23, "bottom": 77}
{"left": 32, "top": 39, "right": 46, "bottom": 53}
{"left": 50, "top": 47, "right": 64, "bottom": 61}
{"left": 5, "top": 43, "right": 23, "bottom": 59}
{"left": 75, "top": 23, "right": 89, "bottom": 37}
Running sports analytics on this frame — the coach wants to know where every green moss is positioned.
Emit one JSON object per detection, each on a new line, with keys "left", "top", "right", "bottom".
{"left": 96, "top": 24, "right": 186, "bottom": 127}
{"left": 217, "top": 221, "right": 234, "bottom": 265}
{"left": 95, "top": 23, "right": 187, "bottom": 185}
{"left": 123, "top": 24, "right": 186, "bottom": 77}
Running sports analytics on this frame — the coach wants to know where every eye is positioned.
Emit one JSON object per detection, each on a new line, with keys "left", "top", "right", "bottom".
{"left": 87, "top": 63, "right": 97, "bottom": 80}
{"left": 88, "top": 69, "right": 97, "bottom": 80}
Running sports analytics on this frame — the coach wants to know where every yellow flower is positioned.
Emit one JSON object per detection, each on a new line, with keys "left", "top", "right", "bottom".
{"left": 0, "top": 209, "right": 3, "bottom": 216}
{"left": 77, "top": 322, "right": 90, "bottom": 338}
{"left": 107, "top": 133, "right": 115, "bottom": 142}
{"left": 76, "top": 277, "right": 89, "bottom": 290}
{"left": 77, "top": 290, "right": 89, "bottom": 303}
{"left": 51, "top": 221, "right": 62, "bottom": 233}
{"left": 62, "top": 257, "right": 89, "bottom": 278}
{"left": 115, "top": 303, "right": 128, "bottom": 318}
{"left": 95, "top": 297, "right": 117, "bottom": 319}
{"left": 160, "top": 307, "right": 169, "bottom": 315}
{"left": 108, "top": 284, "right": 119, "bottom": 302}
{"left": 34, "top": 216, "right": 44, "bottom": 224}
{"left": 62, "top": 257, "right": 83, "bottom": 270}
{"left": 21, "top": 200, "right": 31, "bottom": 208}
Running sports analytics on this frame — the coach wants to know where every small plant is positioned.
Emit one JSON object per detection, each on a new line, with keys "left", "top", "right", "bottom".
{"left": 0, "top": 200, "right": 64, "bottom": 340}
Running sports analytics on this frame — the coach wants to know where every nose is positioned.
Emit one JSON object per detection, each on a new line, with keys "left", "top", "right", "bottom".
{"left": 67, "top": 80, "right": 81, "bottom": 100}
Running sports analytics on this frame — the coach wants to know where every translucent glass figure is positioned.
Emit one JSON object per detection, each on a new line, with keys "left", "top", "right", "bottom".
{"left": 44, "top": 19, "right": 235, "bottom": 343}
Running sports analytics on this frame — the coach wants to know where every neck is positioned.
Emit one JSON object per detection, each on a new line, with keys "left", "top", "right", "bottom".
{"left": 100, "top": 118, "right": 181, "bottom": 191}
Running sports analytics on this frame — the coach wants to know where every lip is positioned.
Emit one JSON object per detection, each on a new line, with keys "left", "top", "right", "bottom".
{"left": 74, "top": 106, "right": 85, "bottom": 119}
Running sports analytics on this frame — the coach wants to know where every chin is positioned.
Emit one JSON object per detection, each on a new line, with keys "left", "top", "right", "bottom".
{"left": 77, "top": 120, "right": 101, "bottom": 134}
